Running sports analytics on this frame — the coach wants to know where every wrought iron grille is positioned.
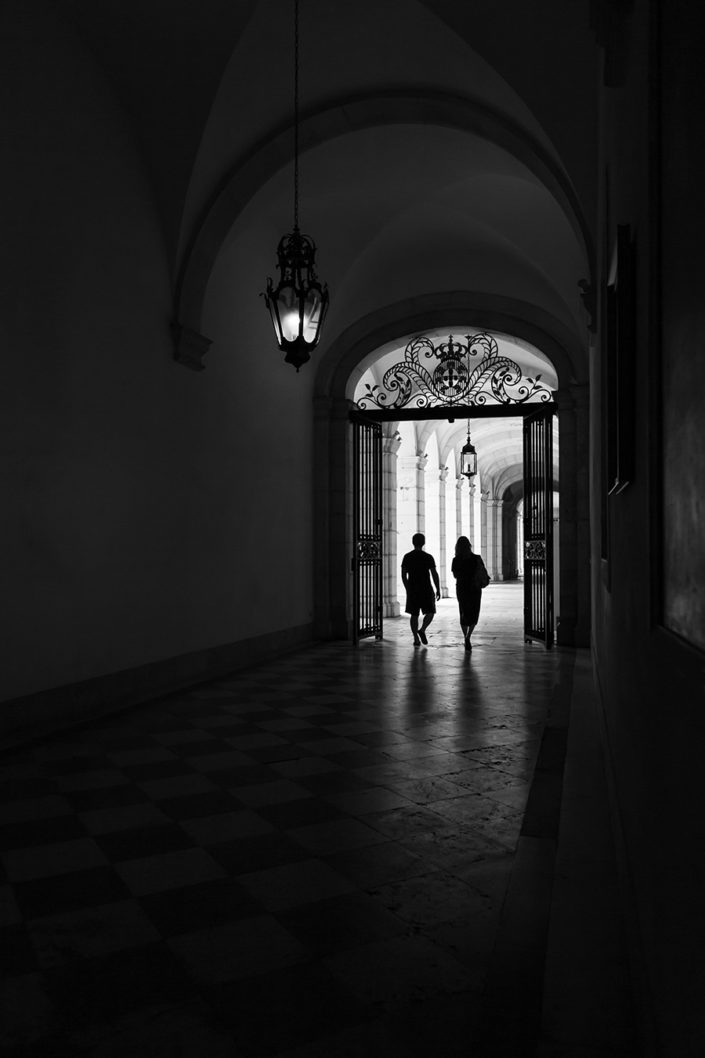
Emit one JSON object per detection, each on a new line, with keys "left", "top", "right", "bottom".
{"left": 352, "top": 416, "right": 383, "bottom": 643}
{"left": 356, "top": 333, "right": 552, "bottom": 411}
{"left": 523, "top": 408, "right": 554, "bottom": 647}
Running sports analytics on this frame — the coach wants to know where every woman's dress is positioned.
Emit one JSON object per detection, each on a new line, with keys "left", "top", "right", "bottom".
{"left": 451, "top": 554, "right": 482, "bottom": 626}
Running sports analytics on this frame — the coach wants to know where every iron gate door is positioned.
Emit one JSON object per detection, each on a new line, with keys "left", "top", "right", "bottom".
{"left": 351, "top": 415, "right": 383, "bottom": 644}
{"left": 523, "top": 407, "right": 554, "bottom": 647}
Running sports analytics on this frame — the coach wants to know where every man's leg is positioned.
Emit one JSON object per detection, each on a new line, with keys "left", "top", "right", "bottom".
{"left": 410, "top": 614, "right": 421, "bottom": 644}
{"left": 418, "top": 610, "right": 434, "bottom": 643}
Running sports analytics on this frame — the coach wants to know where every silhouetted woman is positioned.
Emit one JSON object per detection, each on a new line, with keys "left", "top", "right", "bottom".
{"left": 451, "top": 536, "right": 489, "bottom": 651}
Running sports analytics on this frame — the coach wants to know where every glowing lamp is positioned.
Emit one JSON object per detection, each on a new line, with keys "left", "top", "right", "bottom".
{"left": 262, "top": 0, "right": 329, "bottom": 370}
{"left": 461, "top": 425, "right": 477, "bottom": 479}
{"left": 264, "top": 229, "right": 329, "bottom": 370}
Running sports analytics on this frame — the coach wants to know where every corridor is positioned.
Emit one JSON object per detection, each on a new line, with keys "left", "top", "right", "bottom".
{"left": 1, "top": 586, "right": 634, "bottom": 1057}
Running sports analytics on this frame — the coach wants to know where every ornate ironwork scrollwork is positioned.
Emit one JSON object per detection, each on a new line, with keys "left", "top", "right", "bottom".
{"left": 357, "top": 539, "right": 381, "bottom": 561}
{"left": 356, "top": 333, "right": 553, "bottom": 411}
{"left": 524, "top": 539, "right": 546, "bottom": 561}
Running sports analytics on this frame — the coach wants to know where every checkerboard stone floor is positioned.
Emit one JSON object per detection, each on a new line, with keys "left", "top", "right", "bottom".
{"left": 1, "top": 589, "right": 562, "bottom": 1056}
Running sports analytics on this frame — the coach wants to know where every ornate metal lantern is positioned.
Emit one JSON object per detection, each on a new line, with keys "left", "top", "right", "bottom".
{"left": 461, "top": 424, "right": 477, "bottom": 479}
{"left": 262, "top": 0, "right": 329, "bottom": 370}
{"left": 264, "top": 229, "right": 329, "bottom": 371}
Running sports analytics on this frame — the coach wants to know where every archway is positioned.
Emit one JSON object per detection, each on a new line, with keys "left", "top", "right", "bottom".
{"left": 356, "top": 337, "right": 560, "bottom": 646}
{"left": 314, "top": 320, "right": 588, "bottom": 647}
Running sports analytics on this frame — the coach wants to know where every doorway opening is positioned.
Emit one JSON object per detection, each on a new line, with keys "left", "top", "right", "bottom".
{"left": 349, "top": 330, "right": 559, "bottom": 648}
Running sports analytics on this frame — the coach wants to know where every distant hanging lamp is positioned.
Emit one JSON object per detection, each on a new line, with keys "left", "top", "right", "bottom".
{"left": 460, "top": 420, "right": 477, "bottom": 479}
{"left": 262, "top": 0, "right": 329, "bottom": 371}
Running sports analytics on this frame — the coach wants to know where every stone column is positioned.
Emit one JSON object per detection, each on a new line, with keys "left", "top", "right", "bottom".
{"left": 314, "top": 397, "right": 355, "bottom": 640}
{"left": 397, "top": 451, "right": 427, "bottom": 599}
{"left": 415, "top": 452, "right": 428, "bottom": 535}
{"left": 455, "top": 476, "right": 464, "bottom": 540}
{"left": 467, "top": 481, "right": 476, "bottom": 550}
{"left": 480, "top": 489, "right": 490, "bottom": 563}
{"left": 484, "top": 497, "right": 499, "bottom": 580}
{"left": 438, "top": 466, "right": 449, "bottom": 596}
{"left": 555, "top": 384, "right": 590, "bottom": 646}
{"left": 382, "top": 427, "right": 402, "bottom": 617}
{"left": 397, "top": 454, "right": 419, "bottom": 552}
{"left": 489, "top": 499, "right": 505, "bottom": 580}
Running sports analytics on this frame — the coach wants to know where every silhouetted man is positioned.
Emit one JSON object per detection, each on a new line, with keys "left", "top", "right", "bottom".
{"left": 401, "top": 532, "right": 441, "bottom": 645}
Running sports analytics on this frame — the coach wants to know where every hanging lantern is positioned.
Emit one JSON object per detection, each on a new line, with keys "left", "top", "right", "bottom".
{"left": 461, "top": 426, "right": 477, "bottom": 479}
{"left": 262, "top": 0, "right": 329, "bottom": 370}
{"left": 264, "top": 229, "right": 329, "bottom": 371}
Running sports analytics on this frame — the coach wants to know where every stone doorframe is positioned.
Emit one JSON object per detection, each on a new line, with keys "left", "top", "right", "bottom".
{"left": 312, "top": 294, "right": 591, "bottom": 647}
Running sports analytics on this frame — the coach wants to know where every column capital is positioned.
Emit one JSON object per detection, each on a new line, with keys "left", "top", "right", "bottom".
{"left": 569, "top": 381, "right": 590, "bottom": 408}
{"left": 439, "top": 466, "right": 450, "bottom": 484}
{"left": 383, "top": 431, "right": 402, "bottom": 456}
{"left": 578, "top": 279, "right": 596, "bottom": 334}
{"left": 555, "top": 382, "right": 589, "bottom": 412}
{"left": 554, "top": 386, "right": 575, "bottom": 411}
{"left": 315, "top": 396, "right": 354, "bottom": 422}
{"left": 172, "top": 322, "right": 211, "bottom": 371}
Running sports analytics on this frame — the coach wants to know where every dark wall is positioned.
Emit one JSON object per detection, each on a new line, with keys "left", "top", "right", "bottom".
{"left": 0, "top": 3, "right": 317, "bottom": 728}
{"left": 592, "top": 2, "right": 705, "bottom": 1053}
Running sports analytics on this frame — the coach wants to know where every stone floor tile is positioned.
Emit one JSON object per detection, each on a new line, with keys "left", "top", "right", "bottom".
{"left": 0, "top": 795, "right": 73, "bottom": 826}
{"left": 233, "top": 778, "right": 313, "bottom": 807}
{"left": 55, "top": 770, "right": 131, "bottom": 792}
{"left": 27, "top": 899, "right": 160, "bottom": 967}
{"left": 0, "top": 587, "right": 633, "bottom": 1057}
{"left": 67, "top": 1001, "right": 238, "bottom": 1058}
{"left": 272, "top": 756, "right": 344, "bottom": 779}
{"left": 43, "top": 942, "right": 193, "bottom": 1027}
{"left": 0, "top": 972, "right": 59, "bottom": 1050}
{"left": 78, "top": 802, "right": 173, "bottom": 835}
{"left": 179, "top": 808, "right": 274, "bottom": 845}
{"left": 325, "top": 841, "right": 435, "bottom": 890}
{"left": 288, "top": 816, "right": 389, "bottom": 856}
{"left": 167, "top": 914, "right": 307, "bottom": 983}
{"left": 373, "top": 870, "right": 484, "bottom": 929}
{"left": 12, "top": 867, "right": 132, "bottom": 920}
{"left": 138, "top": 876, "right": 262, "bottom": 937}
{"left": 324, "top": 933, "right": 474, "bottom": 1008}
{"left": 237, "top": 858, "right": 356, "bottom": 910}
{"left": 137, "top": 773, "right": 215, "bottom": 800}
{"left": 0, "top": 883, "right": 21, "bottom": 928}
{"left": 107, "top": 747, "right": 178, "bottom": 767}
{"left": 323, "top": 786, "right": 415, "bottom": 816}
{"left": 115, "top": 848, "right": 226, "bottom": 896}
{"left": 276, "top": 890, "right": 406, "bottom": 955}
{"left": 209, "top": 961, "right": 373, "bottom": 1053}
{"left": 3, "top": 838, "right": 107, "bottom": 882}
{"left": 182, "top": 749, "right": 256, "bottom": 772}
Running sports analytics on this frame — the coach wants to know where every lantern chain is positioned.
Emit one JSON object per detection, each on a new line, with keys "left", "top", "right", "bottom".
{"left": 294, "top": 0, "right": 300, "bottom": 232}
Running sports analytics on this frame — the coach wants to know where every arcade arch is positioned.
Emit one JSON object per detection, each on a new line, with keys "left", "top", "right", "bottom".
{"left": 313, "top": 322, "right": 589, "bottom": 648}
{"left": 377, "top": 412, "right": 559, "bottom": 622}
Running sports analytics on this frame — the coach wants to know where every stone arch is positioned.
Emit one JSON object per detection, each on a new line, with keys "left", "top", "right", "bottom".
{"left": 314, "top": 301, "right": 590, "bottom": 646}
{"left": 315, "top": 291, "right": 587, "bottom": 403}
{"left": 174, "top": 90, "right": 594, "bottom": 337}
